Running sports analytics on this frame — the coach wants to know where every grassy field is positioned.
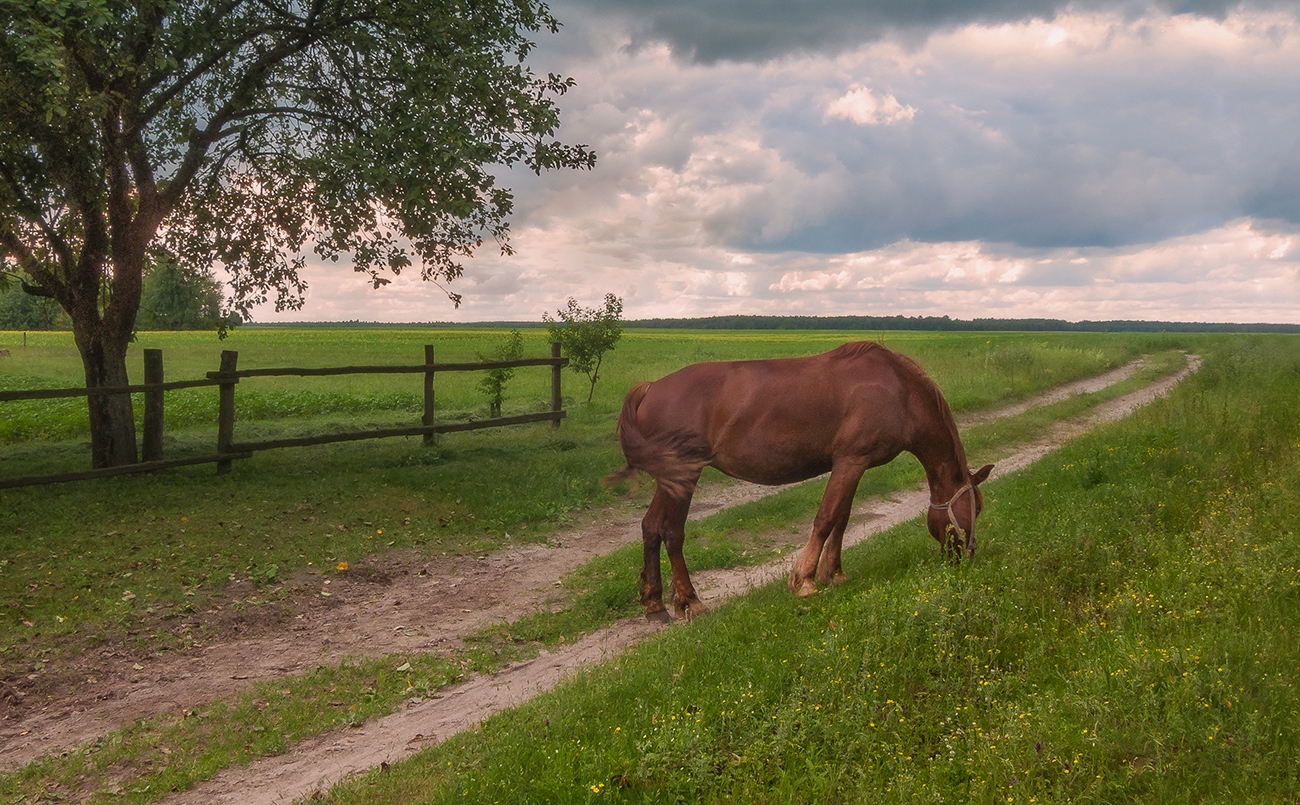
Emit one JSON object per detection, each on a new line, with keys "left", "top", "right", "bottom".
{"left": 283, "top": 333, "right": 1299, "bottom": 805}
{"left": 0, "top": 329, "right": 1154, "bottom": 650}
{"left": 0, "top": 328, "right": 1216, "bottom": 803}
{"left": 1, "top": 327, "right": 1152, "bottom": 447}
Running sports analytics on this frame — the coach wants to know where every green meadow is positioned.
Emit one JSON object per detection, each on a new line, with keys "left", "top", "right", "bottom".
{"left": 5, "top": 327, "right": 1288, "bottom": 803}
{"left": 301, "top": 333, "right": 1299, "bottom": 805}
{"left": 1, "top": 327, "right": 1145, "bottom": 448}
{"left": 0, "top": 328, "right": 1149, "bottom": 648}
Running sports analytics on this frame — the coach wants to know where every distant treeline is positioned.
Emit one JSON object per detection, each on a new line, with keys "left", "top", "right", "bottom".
{"left": 240, "top": 316, "right": 1300, "bottom": 333}
{"left": 623, "top": 315, "right": 1300, "bottom": 334}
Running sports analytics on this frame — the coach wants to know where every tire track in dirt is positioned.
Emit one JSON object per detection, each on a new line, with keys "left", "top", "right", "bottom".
{"left": 0, "top": 480, "right": 775, "bottom": 770}
{"left": 152, "top": 354, "right": 1199, "bottom": 805}
{"left": 0, "top": 354, "right": 1183, "bottom": 778}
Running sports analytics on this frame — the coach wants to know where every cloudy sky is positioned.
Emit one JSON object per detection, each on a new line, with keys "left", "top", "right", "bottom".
{"left": 264, "top": 0, "right": 1300, "bottom": 324}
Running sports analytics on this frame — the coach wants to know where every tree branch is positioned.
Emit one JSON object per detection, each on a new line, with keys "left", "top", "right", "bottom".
{"left": 225, "top": 104, "right": 366, "bottom": 134}
{"left": 156, "top": 11, "right": 373, "bottom": 213}
{"left": 0, "top": 230, "right": 69, "bottom": 304}
{"left": 137, "top": 0, "right": 254, "bottom": 121}
{"left": 20, "top": 279, "right": 57, "bottom": 298}
{"left": 0, "top": 160, "right": 79, "bottom": 273}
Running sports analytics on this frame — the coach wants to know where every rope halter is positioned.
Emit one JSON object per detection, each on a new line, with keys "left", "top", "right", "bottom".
{"left": 929, "top": 482, "right": 976, "bottom": 553}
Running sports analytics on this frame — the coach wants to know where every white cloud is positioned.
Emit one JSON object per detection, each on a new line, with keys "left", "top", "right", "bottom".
{"left": 825, "top": 85, "right": 917, "bottom": 126}
{"left": 756, "top": 220, "right": 1300, "bottom": 322}
{"left": 268, "top": 218, "right": 1299, "bottom": 324}
{"left": 771, "top": 270, "right": 853, "bottom": 292}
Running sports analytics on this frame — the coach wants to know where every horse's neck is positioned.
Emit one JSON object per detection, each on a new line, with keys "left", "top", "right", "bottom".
{"left": 909, "top": 402, "right": 967, "bottom": 499}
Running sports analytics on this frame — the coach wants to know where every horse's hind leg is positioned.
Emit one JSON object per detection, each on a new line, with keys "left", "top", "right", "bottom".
{"left": 790, "top": 462, "right": 866, "bottom": 597}
{"left": 639, "top": 488, "right": 673, "bottom": 622}
{"left": 661, "top": 475, "right": 705, "bottom": 621}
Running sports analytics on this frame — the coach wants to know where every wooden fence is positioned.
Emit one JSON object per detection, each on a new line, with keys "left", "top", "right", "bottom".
{"left": 0, "top": 344, "right": 568, "bottom": 490}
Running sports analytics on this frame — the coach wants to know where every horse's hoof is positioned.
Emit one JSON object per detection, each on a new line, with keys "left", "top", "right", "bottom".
{"left": 645, "top": 609, "right": 671, "bottom": 624}
{"left": 787, "top": 570, "right": 804, "bottom": 594}
{"left": 815, "top": 568, "right": 845, "bottom": 586}
{"left": 674, "top": 599, "right": 708, "bottom": 621}
{"left": 792, "top": 579, "right": 818, "bottom": 598}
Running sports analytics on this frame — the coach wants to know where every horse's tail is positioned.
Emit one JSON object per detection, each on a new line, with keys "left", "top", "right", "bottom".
{"left": 603, "top": 382, "right": 653, "bottom": 489}
{"left": 603, "top": 381, "right": 701, "bottom": 496}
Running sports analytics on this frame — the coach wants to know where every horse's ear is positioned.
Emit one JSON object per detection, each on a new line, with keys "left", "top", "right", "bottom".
{"left": 970, "top": 463, "right": 994, "bottom": 486}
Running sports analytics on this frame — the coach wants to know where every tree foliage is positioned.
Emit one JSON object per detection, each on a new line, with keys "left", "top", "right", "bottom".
{"left": 138, "top": 252, "right": 227, "bottom": 331}
{"left": 476, "top": 329, "right": 524, "bottom": 417}
{"left": 0, "top": 0, "right": 594, "bottom": 465}
{"left": 544, "top": 294, "right": 623, "bottom": 403}
{"left": 0, "top": 280, "right": 68, "bottom": 329}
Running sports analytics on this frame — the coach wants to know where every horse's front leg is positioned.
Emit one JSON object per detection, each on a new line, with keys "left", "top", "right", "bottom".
{"left": 816, "top": 518, "right": 851, "bottom": 587}
{"left": 790, "top": 462, "right": 866, "bottom": 598}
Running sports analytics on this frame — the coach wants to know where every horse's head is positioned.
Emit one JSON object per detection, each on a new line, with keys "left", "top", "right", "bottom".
{"left": 927, "top": 463, "right": 994, "bottom": 561}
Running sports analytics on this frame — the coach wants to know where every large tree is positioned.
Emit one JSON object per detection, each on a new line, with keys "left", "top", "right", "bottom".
{"left": 0, "top": 0, "right": 593, "bottom": 467}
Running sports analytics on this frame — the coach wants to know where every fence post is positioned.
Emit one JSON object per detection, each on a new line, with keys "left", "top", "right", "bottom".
{"left": 422, "top": 345, "right": 436, "bottom": 446}
{"left": 142, "top": 349, "right": 164, "bottom": 461}
{"left": 216, "top": 350, "right": 238, "bottom": 474}
{"left": 551, "top": 341, "right": 563, "bottom": 429}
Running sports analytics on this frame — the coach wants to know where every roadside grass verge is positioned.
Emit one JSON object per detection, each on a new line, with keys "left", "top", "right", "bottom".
{"left": 959, "top": 347, "right": 1189, "bottom": 461}
{"left": 0, "top": 651, "right": 494, "bottom": 805}
{"left": 0, "top": 413, "right": 626, "bottom": 656}
{"left": 312, "top": 335, "right": 1300, "bottom": 804}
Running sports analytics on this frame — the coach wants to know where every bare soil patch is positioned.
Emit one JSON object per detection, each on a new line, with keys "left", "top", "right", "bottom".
{"left": 1, "top": 354, "right": 1196, "bottom": 796}
{"left": 0, "top": 470, "right": 786, "bottom": 770}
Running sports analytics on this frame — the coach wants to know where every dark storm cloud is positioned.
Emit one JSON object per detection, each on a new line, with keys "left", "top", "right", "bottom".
{"left": 675, "top": 64, "right": 1300, "bottom": 254}
{"left": 554, "top": 0, "right": 1272, "bottom": 62}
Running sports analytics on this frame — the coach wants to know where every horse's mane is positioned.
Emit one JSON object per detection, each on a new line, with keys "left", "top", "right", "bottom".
{"left": 899, "top": 353, "right": 968, "bottom": 467}
{"left": 833, "top": 341, "right": 968, "bottom": 466}
{"left": 826, "top": 340, "right": 881, "bottom": 361}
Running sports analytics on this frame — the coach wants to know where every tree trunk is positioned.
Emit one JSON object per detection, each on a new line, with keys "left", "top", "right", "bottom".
{"left": 67, "top": 197, "right": 149, "bottom": 468}
{"left": 74, "top": 319, "right": 139, "bottom": 468}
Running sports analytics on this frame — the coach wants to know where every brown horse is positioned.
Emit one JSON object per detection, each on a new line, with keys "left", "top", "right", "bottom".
{"left": 606, "top": 341, "right": 993, "bottom": 621}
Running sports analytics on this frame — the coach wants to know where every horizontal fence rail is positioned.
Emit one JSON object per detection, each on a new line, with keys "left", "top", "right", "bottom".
{"left": 228, "top": 411, "right": 564, "bottom": 453}
{"left": 0, "top": 378, "right": 219, "bottom": 402}
{"left": 0, "top": 453, "right": 256, "bottom": 490}
{"left": 203, "top": 356, "right": 564, "bottom": 379}
{"left": 1, "top": 343, "right": 568, "bottom": 489}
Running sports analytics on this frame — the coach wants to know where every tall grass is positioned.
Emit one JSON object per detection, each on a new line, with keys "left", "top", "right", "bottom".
{"left": 317, "top": 335, "right": 1300, "bottom": 804}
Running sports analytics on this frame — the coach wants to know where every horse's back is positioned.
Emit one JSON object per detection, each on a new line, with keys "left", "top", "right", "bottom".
{"left": 628, "top": 342, "right": 918, "bottom": 485}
